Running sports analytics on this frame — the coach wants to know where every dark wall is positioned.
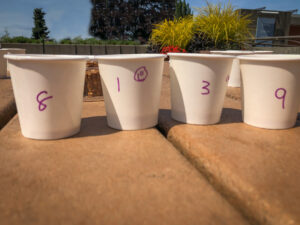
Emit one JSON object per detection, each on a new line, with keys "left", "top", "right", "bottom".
{"left": 0, "top": 43, "right": 148, "bottom": 55}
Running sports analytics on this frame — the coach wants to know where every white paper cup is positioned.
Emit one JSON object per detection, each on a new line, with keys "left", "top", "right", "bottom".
{"left": 210, "top": 50, "right": 255, "bottom": 87}
{"left": 4, "top": 54, "right": 89, "bottom": 139}
{"left": 238, "top": 54, "right": 300, "bottom": 129}
{"left": 168, "top": 53, "right": 234, "bottom": 125}
{"left": 253, "top": 51, "right": 274, "bottom": 54}
{"left": 0, "top": 48, "right": 26, "bottom": 77}
{"left": 95, "top": 54, "right": 166, "bottom": 130}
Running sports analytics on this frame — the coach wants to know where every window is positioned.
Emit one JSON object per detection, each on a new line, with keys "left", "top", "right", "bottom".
{"left": 256, "top": 17, "right": 276, "bottom": 45}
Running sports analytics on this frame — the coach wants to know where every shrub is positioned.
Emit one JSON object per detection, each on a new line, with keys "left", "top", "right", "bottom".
{"left": 194, "top": 1, "right": 252, "bottom": 49}
{"left": 0, "top": 36, "right": 39, "bottom": 43}
{"left": 186, "top": 33, "right": 215, "bottom": 52}
{"left": 150, "top": 16, "right": 195, "bottom": 50}
{"left": 59, "top": 37, "right": 73, "bottom": 44}
{"left": 83, "top": 38, "right": 102, "bottom": 45}
{"left": 58, "top": 37, "right": 140, "bottom": 45}
{"left": 0, "top": 35, "right": 140, "bottom": 45}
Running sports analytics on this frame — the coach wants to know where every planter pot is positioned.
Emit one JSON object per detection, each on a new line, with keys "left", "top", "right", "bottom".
{"left": 238, "top": 54, "right": 300, "bottom": 129}
{"left": 85, "top": 67, "right": 103, "bottom": 96}
{"left": 4, "top": 54, "right": 89, "bottom": 139}
{"left": 168, "top": 53, "right": 234, "bottom": 125}
{"left": 210, "top": 50, "right": 254, "bottom": 87}
{"left": 0, "top": 48, "right": 26, "bottom": 77}
{"left": 84, "top": 60, "right": 103, "bottom": 96}
{"left": 199, "top": 50, "right": 211, "bottom": 54}
{"left": 163, "top": 61, "right": 169, "bottom": 76}
{"left": 95, "top": 54, "right": 166, "bottom": 130}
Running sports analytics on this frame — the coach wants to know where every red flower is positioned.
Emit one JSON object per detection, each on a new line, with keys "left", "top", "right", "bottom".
{"left": 160, "top": 46, "right": 187, "bottom": 54}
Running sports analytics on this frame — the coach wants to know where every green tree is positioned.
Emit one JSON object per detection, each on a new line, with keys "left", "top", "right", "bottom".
{"left": 89, "top": 0, "right": 176, "bottom": 41}
{"left": 0, "top": 28, "right": 10, "bottom": 42}
{"left": 175, "top": 0, "right": 192, "bottom": 19}
{"left": 32, "top": 8, "right": 50, "bottom": 40}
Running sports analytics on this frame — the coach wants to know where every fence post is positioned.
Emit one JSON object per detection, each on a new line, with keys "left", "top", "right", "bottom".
{"left": 42, "top": 39, "right": 45, "bottom": 54}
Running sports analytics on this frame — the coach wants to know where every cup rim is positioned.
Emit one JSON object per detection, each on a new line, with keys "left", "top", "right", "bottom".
{"left": 167, "top": 53, "right": 234, "bottom": 59}
{"left": 210, "top": 50, "right": 255, "bottom": 55}
{"left": 4, "top": 54, "right": 91, "bottom": 61}
{"left": 252, "top": 51, "right": 274, "bottom": 54}
{"left": 0, "top": 48, "right": 26, "bottom": 51}
{"left": 238, "top": 54, "right": 300, "bottom": 61}
{"left": 95, "top": 54, "right": 166, "bottom": 60}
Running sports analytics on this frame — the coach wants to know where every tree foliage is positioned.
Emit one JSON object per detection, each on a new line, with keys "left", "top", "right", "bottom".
{"left": 32, "top": 8, "right": 50, "bottom": 40}
{"left": 175, "top": 0, "right": 192, "bottom": 19}
{"left": 89, "top": 0, "right": 176, "bottom": 41}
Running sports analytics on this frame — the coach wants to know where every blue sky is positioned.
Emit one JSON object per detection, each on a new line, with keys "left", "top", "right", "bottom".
{"left": 0, "top": 0, "right": 300, "bottom": 40}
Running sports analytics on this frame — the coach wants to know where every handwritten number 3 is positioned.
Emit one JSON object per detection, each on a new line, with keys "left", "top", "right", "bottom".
{"left": 201, "top": 80, "right": 210, "bottom": 95}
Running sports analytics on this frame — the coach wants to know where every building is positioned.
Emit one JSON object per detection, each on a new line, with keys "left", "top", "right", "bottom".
{"left": 238, "top": 7, "right": 300, "bottom": 46}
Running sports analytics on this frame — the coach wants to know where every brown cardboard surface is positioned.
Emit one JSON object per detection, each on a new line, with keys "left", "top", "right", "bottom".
{"left": 226, "top": 87, "right": 242, "bottom": 101}
{"left": 158, "top": 76, "right": 300, "bottom": 225}
{"left": 0, "top": 79, "right": 16, "bottom": 129}
{"left": 0, "top": 101, "right": 249, "bottom": 225}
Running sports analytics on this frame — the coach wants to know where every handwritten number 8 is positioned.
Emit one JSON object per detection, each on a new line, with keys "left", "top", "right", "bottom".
{"left": 275, "top": 88, "right": 286, "bottom": 109}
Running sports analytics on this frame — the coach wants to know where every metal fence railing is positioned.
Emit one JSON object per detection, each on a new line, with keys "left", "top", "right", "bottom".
{"left": 246, "top": 35, "right": 300, "bottom": 47}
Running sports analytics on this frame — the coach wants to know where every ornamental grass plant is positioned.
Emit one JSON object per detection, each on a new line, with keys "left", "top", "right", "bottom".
{"left": 194, "top": 1, "right": 252, "bottom": 49}
{"left": 150, "top": 16, "right": 195, "bottom": 50}
{"left": 149, "top": 1, "right": 253, "bottom": 52}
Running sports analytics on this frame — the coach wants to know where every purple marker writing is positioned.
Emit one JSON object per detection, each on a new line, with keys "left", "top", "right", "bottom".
{"left": 275, "top": 88, "right": 287, "bottom": 109}
{"left": 226, "top": 75, "right": 230, "bottom": 83}
{"left": 201, "top": 80, "right": 210, "bottom": 95}
{"left": 36, "top": 91, "right": 53, "bottom": 111}
{"left": 134, "top": 66, "right": 148, "bottom": 82}
{"left": 117, "top": 77, "right": 120, "bottom": 92}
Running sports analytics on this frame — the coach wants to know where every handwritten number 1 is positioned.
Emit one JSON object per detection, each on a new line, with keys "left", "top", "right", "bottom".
{"left": 201, "top": 80, "right": 210, "bottom": 95}
{"left": 117, "top": 77, "right": 120, "bottom": 92}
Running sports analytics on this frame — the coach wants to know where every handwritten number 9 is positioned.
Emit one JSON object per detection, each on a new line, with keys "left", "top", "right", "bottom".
{"left": 275, "top": 88, "right": 286, "bottom": 109}
{"left": 201, "top": 80, "right": 210, "bottom": 95}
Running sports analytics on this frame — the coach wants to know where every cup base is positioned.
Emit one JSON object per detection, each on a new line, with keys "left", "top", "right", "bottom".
{"left": 107, "top": 123, "right": 157, "bottom": 131}
{"left": 107, "top": 114, "right": 158, "bottom": 130}
{"left": 171, "top": 114, "right": 220, "bottom": 125}
{"left": 21, "top": 126, "right": 81, "bottom": 140}
{"left": 243, "top": 120, "right": 296, "bottom": 130}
